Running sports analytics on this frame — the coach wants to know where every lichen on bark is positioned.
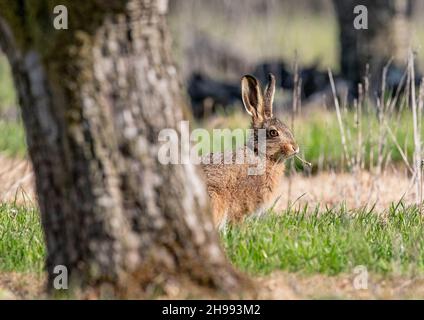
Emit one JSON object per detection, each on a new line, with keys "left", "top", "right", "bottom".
{"left": 0, "top": 0, "right": 249, "bottom": 298}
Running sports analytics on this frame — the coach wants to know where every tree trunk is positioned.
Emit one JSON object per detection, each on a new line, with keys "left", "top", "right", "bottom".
{"left": 0, "top": 0, "right": 246, "bottom": 297}
{"left": 333, "top": 0, "right": 414, "bottom": 93}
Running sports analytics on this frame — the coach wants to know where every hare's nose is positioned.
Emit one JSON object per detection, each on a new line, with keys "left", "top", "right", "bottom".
{"left": 290, "top": 144, "right": 299, "bottom": 154}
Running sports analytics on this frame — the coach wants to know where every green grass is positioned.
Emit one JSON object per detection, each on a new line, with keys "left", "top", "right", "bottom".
{"left": 0, "top": 56, "right": 25, "bottom": 157}
{"left": 0, "top": 105, "right": 419, "bottom": 166}
{"left": 0, "top": 203, "right": 45, "bottom": 273}
{"left": 0, "top": 56, "right": 16, "bottom": 110}
{"left": 0, "top": 105, "right": 419, "bottom": 168}
{"left": 0, "top": 120, "right": 26, "bottom": 157}
{"left": 2, "top": 201, "right": 424, "bottom": 279}
{"left": 195, "top": 109, "right": 421, "bottom": 171}
{"left": 223, "top": 203, "right": 424, "bottom": 276}
{"left": 295, "top": 110, "right": 420, "bottom": 171}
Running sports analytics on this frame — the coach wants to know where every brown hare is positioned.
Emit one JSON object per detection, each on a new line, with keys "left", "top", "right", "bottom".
{"left": 201, "top": 73, "right": 299, "bottom": 228}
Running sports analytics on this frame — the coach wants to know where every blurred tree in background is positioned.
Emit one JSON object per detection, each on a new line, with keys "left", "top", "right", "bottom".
{"left": 170, "top": 0, "right": 420, "bottom": 102}
{"left": 2, "top": 0, "right": 423, "bottom": 114}
{"left": 333, "top": 0, "right": 415, "bottom": 93}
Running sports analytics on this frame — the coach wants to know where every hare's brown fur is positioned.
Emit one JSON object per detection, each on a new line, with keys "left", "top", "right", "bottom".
{"left": 201, "top": 74, "right": 299, "bottom": 227}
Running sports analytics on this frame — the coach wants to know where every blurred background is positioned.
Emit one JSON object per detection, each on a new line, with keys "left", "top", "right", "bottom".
{"left": 2, "top": 0, "right": 424, "bottom": 118}
{"left": 1, "top": 0, "right": 424, "bottom": 208}
{"left": 169, "top": 0, "right": 424, "bottom": 116}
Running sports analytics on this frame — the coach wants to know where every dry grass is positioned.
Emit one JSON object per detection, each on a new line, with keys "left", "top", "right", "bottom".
{"left": 0, "top": 272, "right": 45, "bottom": 299}
{"left": 0, "top": 155, "right": 34, "bottom": 204}
{"left": 280, "top": 170, "right": 416, "bottom": 212}
{"left": 259, "top": 272, "right": 424, "bottom": 299}
{"left": 0, "top": 154, "right": 416, "bottom": 212}
{"left": 2, "top": 271, "right": 424, "bottom": 299}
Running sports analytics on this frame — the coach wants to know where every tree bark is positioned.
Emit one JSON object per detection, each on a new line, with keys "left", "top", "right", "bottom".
{"left": 0, "top": 0, "right": 246, "bottom": 297}
{"left": 333, "top": 0, "right": 414, "bottom": 93}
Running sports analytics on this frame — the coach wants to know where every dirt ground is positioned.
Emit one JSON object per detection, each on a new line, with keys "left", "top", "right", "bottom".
{"left": 278, "top": 169, "right": 417, "bottom": 212}
{"left": 2, "top": 271, "right": 424, "bottom": 300}
{"left": 259, "top": 272, "right": 424, "bottom": 299}
{"left": 0, "top": 273, "right": 45, "bottom": 299}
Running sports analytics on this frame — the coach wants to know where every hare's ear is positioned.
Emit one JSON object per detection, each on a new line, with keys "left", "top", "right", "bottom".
{"left": 241, "top": 75, "right": 264, "bottom": 122}
{"left": 263, "top": 73, "right": 275, "bottom": 118}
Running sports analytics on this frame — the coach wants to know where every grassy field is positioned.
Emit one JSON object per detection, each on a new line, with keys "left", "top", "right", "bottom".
{"left": 0, "top": 56, "right": 15, "bottom": 110}
{"left": 0, "top": 121, "right": 26, "bottom": 157}
{"left": 0, "top": 204, "right": 44, "bottom": 273}
{"left": 0, "top": 107, "right": 420, "bottom": 169}
{"left": 224, "top": 204, "right": 424, "bottom": 277}
{"left": 195, "top": 109, "right": 422, "bottom": 172}
{"left": 0, "top": 56, "right": 26, "bottom": 158}
{"left": 2, "top": 201, "right": 424, "bottom": 280}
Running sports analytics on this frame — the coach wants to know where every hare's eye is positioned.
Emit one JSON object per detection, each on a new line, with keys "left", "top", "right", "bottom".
{"left": 269, "top": 129, "right": 279, "bottom": 137}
